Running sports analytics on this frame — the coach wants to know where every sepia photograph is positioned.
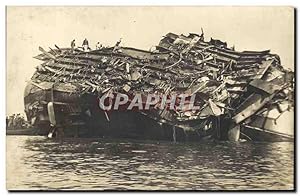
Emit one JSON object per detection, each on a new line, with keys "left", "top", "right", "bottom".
{"left": 6, "top": 6, "right": 295, "bottom": 191}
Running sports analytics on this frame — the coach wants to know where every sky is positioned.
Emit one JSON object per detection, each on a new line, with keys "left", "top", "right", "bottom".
{"left": 6, "top": 6, "right": 294, "bottom": 115}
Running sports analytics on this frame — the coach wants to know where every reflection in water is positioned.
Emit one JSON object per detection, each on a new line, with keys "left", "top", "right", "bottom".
{"left": 6, "top": 136, "right": 294, "bottom": 190}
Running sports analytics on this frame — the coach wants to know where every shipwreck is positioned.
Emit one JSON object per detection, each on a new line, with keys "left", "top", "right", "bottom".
{"left": 24, "top": 31, "right": 294, "bottom": 142}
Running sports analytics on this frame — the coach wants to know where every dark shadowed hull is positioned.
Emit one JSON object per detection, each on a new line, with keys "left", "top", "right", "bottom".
{"left": 24, "top": 83, "right": 217, "bottom": 141}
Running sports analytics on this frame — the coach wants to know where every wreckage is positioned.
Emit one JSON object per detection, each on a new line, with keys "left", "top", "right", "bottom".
{"left": 24, "top": 32, "right": 294, "bottom": 141}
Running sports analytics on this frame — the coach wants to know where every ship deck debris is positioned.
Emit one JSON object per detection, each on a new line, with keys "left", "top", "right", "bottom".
{"left": 26, "top": 31, "right": 294, "bottom": 141}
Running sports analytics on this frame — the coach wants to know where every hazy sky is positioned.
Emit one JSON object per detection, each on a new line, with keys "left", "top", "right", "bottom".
{"left": 6, "top": 6, "right": 294, "bottom": 115}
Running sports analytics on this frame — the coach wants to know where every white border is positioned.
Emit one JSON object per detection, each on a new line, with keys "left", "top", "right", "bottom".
{"left": 1, "top": 0, "right": 299, "bottom": 195}
{"left": 2, "top": 0, "right": 300, "bottom": 6}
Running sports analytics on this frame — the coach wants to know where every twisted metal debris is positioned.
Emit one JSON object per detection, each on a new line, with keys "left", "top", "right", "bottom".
{"left": 25, "top": 32, "right": 294, "bottom": 141}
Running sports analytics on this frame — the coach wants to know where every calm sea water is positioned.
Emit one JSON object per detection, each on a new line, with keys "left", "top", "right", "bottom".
{"left": 6, "top": 135, "right": 294, "bottom": 190}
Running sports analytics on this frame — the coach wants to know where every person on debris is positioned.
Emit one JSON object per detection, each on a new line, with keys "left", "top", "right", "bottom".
{"left": 96, "top": 42, "right": 103, "bottom": 50}
{"left": 82, "top": 38, "right": 91, "bottom": 52}
{"left": 200, "top": 28, "right": 204, "bottom": 42}
{"left": 115, "top": 38, "right": 122, "bottom": 47}
{"left": 71, "top": 39, "right": 76, "bottom": 49}
{"left": 71, "top": 39, "right": 76, "bottom": 53}
{"left": 113, "top": 38, "right": 122, "bottom": 52}
{"left": 231, "top": 45, "right": 235, "bottom": 51}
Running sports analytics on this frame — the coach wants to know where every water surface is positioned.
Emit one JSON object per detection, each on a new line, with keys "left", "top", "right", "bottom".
{"left": 6, "top": 135, "right": 294, "bottom": 190}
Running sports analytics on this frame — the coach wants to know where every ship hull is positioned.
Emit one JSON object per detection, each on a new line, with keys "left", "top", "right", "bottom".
{"left": 241, "top": 125, "right": 293, "bottom": 142}
{"left": 240, "top": 109, "right": 294, "bottom": 142}
{"left": 24, "top": 83, "right": 217, "bottom": 141}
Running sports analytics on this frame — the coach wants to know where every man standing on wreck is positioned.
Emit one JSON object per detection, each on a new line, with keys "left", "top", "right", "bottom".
{"left": 71, "top": 39, "right": 76, "bottom": 52}
{"left": 82, "top": 38, "right": 90, "bottom": 51}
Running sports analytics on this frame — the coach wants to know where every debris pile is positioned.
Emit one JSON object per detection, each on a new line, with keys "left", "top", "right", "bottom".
{"left": 30, "top": 32, "right": 294, "bottom": 140}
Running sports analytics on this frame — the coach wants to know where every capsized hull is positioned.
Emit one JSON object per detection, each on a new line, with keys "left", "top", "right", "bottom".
{"left": 24, "top": 82, "right": 218, "bottom": 141}
{"left": 24, "top": 32, "right": 294, "bottom": 142}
